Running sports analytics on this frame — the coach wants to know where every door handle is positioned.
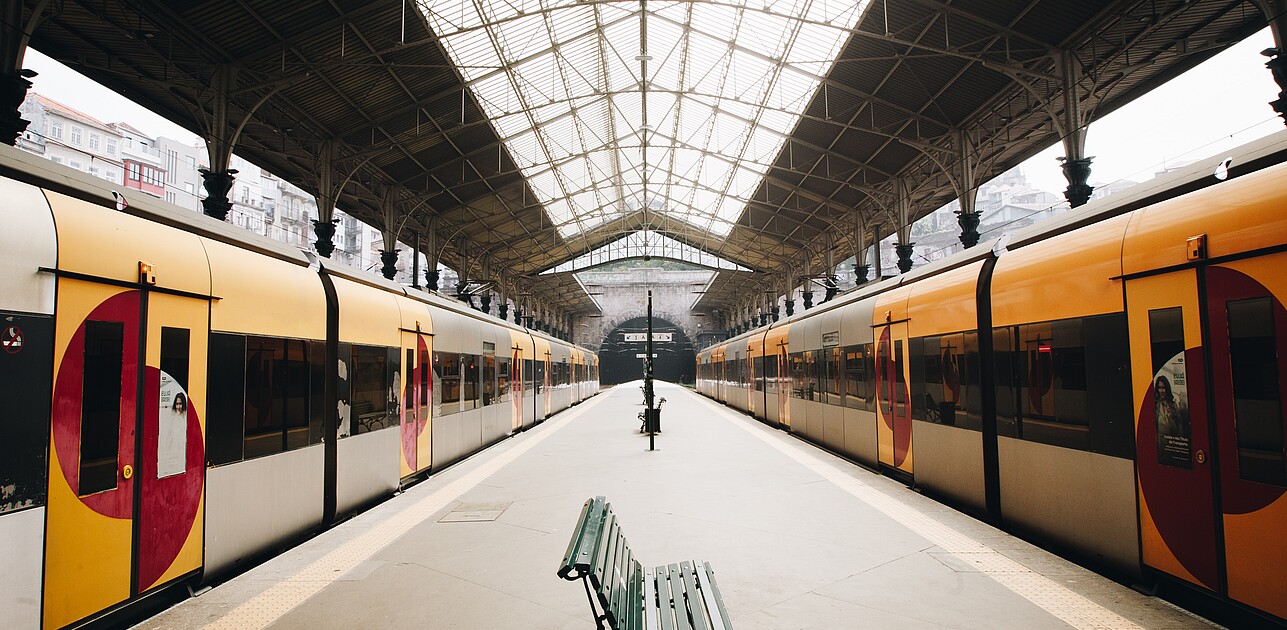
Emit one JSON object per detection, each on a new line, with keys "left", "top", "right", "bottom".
{"left": 122, "top": 464, "right": 134, "bottom": 479}
{"left": 1195, "top": 450, "right": 1207, "bottom": 465}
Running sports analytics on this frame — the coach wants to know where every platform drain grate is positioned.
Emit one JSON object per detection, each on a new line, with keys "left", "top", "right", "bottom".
{"left": 438, "top": 501, "right": 511, "bottom": 523}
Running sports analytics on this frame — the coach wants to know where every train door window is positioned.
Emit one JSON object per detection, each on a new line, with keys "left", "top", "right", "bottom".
{"left": 79, "top": 320, "right": 124, "bottom": 496}
{"left": 462, "top": 354, "right": 479, "bottom": 409}
{"left": 789, "top": 353, "right": 804, "bottom": 399}
{"left": 893, "top": 340, "right": 906, "bottom": 418}
{"left": 1227, "top": 297, "right": 1285, "bottom": 485}
{"left": 844, "top": 345, "right": 866, "bottom": 410}
{"left": 524, "top": 358, "right": 533, "bottom": 394}
{"left": 1148, "top": 308, "right": 1189, "bottom": 467}
{"left": 993, "top": 327, "right": 1018, "bottom": 438}
{"left": 497, "top": 357, "right": 510, "bottom": 403}
{"left": 764, "top": 355, "right": 777, "bottom": 394}
{"left": 827, "top": 347, "right": 843, "bottom": 405}
{"left": 753, "top": 356, "right": 765, "bottom": 392}
{"left": 405, "top": 349, "right": 416, "bottom": 416}
{"left": 351, "top": 346, "right": 390, "bottom": 433}
{"left": 534, "top": 359, "right": 544, "bottom": 394}
{"left": 483, "top": 355, "right": 497, "bottom": 406}
{"left": 158, "top": 327, "right": 190, "bottom": 478}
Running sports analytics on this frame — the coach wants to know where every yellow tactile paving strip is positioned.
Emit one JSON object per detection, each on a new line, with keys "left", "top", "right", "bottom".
{"left": 689, "top": 391, "right": 1145, "bottom": 630}
{"left": 202, "top": 395, "right": 604, "bottom": 630}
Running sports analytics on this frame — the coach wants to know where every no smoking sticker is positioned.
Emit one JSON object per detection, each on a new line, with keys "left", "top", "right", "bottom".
{"left": 2, "top": 326, "right": 23, "bottom": 354}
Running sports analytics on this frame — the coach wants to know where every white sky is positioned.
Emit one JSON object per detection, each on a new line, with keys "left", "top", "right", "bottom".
{"left": 21, "top": 26, "right": 1283, "bottom": 203}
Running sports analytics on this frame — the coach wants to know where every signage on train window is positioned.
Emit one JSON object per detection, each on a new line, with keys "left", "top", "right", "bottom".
{"left": 635, "top": 353, "right": 658, "bottom": 358}
{"left": 623, "top": 332, "right": 672, "bottom": 342}
{"left": 822, "top": 331, "right": 840, "bottom": 347}
{"left": 1, "top": 326, "right": 22, "bottom": 354}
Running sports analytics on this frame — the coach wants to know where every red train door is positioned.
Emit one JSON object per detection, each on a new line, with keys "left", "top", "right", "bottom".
{"left": 45, "top": 283, "right": 208, "bottom": 628}
{"left": 1203, "top": 261, "right": 1287, "bottom": 619}
{"left": 1126, "top": 270, "right": 1221, "bottom": 595}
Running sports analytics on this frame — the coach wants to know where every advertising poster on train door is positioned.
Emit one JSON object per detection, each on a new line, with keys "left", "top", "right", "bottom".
{"left": 1153, "top": 350, "right": 1192, "bottom": 468}
{"left": 157, "top": 371, "right": 188, "bottom": 478}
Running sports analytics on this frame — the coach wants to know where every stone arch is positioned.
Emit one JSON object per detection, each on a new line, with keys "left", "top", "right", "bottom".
{"left": 599, "top": 316, "right": 696, "bottom": 386}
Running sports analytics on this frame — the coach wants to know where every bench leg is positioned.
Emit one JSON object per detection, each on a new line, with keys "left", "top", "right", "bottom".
{"left": 581, "top": 575, "right": 609, "bottom": 629}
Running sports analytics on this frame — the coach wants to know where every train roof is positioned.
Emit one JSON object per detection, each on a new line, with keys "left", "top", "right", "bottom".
{"left": 709, "top": 129, "right": 1287, "bottom": 349}
{"left": 0, "top": 143, "right": 593, "bottom": 355}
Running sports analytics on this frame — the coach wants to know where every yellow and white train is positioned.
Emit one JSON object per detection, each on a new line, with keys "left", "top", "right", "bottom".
{"left": 699, "top": 131, "right": 1287, "bottom": 624}
{"left": 0, "top": 144, "right": 599, "bottom": 629}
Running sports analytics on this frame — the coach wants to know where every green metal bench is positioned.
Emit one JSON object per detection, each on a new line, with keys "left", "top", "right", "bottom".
{"left": 558, "top": 496, "right": 732, "bottom": 630}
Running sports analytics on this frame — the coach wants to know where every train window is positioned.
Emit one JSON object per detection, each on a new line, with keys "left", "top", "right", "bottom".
{"left": 462, "top": 354, "right": 479, "bottom": 409}
{"left": 753, "top": 356, "right": 765, "bottom": 392}
{"left": 843, "top": 345, "right": 868, "bottom": 411}
{"left": 764, "top": 355, "right": 778, "bottom": 394}
{"left": 483, "top": 355, "right": 497, "bottom": 406}
{"left": 243, "top": 337, "right": 284, "bottom": 459}
{"left": 435, "top": 351, "right": 460, "bottom": 413}
{"left": 284, "top": 341, "right": 311, "bottom": 449}
{"left": 909, "top": 337, "right": 928, "bottom": 421}
{"left": 309, "top": 340, "right": 326, "bottom": 445}
{"left": 79, "top": 320, "right": 124, "bottom": 496}
{"left": 1017, "top": 321, "right": 1089, "bottom": 451}
{"left": 1084, "top": 314, "right": 1133, "bottom": 458}
{"left": 419, "top": 347, "right": 430, "bottom": 409}
{"left": 1227, "top": 298, "right": 1285, "bottom": 485}
{"left": 789, "top": 353, "right": 804, "bottom": 399}
{"left": 524, "top": 358, "right": 533, "bottom": 395}
{"left": 497, "top": 357, "right": 510, "bottom": 404}
{"left": 825, "top": 347, "right": 843, "bottom": 403}
{"left": 993, "top": 327, "right": 1018, "bottom": 438}
{"left": 351, "top": 346, "right": 391, "bottom": 433}
{"left": 207, "top": 333, "right": 246, "bottom": 465}
{"left": 535, "top": 359, "right": 545, "bottom": 394}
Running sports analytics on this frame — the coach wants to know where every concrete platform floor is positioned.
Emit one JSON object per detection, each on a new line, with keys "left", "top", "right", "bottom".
{"left": 138, "top": 381, "right": 1216, "bottom": 629}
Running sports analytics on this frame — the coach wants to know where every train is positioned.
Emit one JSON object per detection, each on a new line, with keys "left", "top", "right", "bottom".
{"left": 0, "top": 143, "right": 600, "bottom": 629}
{"left": 697, "top": 131, "right": 1287, "bottom": 624}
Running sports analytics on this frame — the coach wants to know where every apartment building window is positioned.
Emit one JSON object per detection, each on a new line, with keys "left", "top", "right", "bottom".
{"left": 50, "top": 120, "right": 63, "bottom": 139}
{"left": 50, "top": 156, "right": 63, "bottom": 164}
{"left": 70, "top": 126, "right": 82, "bottom": 145}
{"left": 89, "top": 133, "right": 100, "bottom": 151}
{"left": 106, "top": 139, "right": 117, "bottom": 156}
{"left": 89, "top": 166, "right": 100, "bottom": 177}
{"left": 70, "top": 160, "right": 82, "bottom": 170}
{"left": 166, "top": 191, "right": 177, "bottom": 204}
{"left": 105, "top": 170, "right": 117, "bottom": 183}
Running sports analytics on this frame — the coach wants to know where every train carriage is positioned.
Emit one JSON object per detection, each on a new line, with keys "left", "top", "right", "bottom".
{"left": 696, "top": 130, "right": 1287, "bottom": 624}
{"left": 0, "top": 144, "right": 598, "bottom": 629}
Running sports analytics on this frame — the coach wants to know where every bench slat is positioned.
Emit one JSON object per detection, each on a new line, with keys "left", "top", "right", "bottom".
{"left": 681, "top": 560, "right": 711, "bottom": 630}
{"left": 609, "top": 542, "right": 633, "bottom": 626}
{"left": 557, "top": 497, "right": 598, "bottom": 579}
{"left": 643, "top": 566, "right": 660, "bottom": 630}
{"left": 589, "top": 511, "right": 618, "bottom": 590}
{"left": 699, "top": 562, "right": 731, "bottom": 630}
{"left": 666, "top": 564, "right": 692, "bottom": 630}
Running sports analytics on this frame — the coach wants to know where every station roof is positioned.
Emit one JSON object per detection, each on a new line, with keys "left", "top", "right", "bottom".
{"left": 23, "top": 0, "right": 1268, "bottom": 315}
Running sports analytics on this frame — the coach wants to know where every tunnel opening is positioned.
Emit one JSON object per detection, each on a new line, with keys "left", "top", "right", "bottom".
{"left": 598, "top": 317, "right": 696, "bottom": 386}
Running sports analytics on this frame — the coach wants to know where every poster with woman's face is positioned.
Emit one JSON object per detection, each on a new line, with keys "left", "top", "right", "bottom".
{"left": 157, "top": 370, "right": 189, "bottom": 478}
{"left": 1154, "top": 350, "right": 1192, "bottom": 468}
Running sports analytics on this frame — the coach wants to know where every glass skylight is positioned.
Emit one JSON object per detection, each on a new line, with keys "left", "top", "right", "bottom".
{"left": 542, "top": 230, "right": 751, "bottom": 273}
{"left": 418, "top": 0, "right": 869, "bottom": 238}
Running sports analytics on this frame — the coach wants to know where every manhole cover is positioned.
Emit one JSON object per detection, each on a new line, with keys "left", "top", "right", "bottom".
{"left": 439, "top": 501, "right": 512, "bottom": 523}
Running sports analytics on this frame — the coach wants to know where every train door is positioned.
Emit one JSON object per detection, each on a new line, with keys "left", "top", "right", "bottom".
{"left": 1133, "top": 262, "right": 1287, "bottom": 618}
{"left": 875, "top": 320, "right": 913, "bottom": 476}
{"left": 778, "top": 343, "right": 789, "bottom": 428}
{"left": 1127, "top": 269, "right": 1222, "bottom": 597}
{"left": 400, "top": 331, "right": 432, "bottom": 477}
{"left": 1203, "top": 261, "right": 1287, "bottom": 619}
{"left": 45, "top": 282, "right": 209, "bottom": 628}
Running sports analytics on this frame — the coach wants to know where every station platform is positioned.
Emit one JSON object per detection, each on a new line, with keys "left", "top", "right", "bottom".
{"left": 137, "top": 382, "right": 1214, "bottom": 630}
